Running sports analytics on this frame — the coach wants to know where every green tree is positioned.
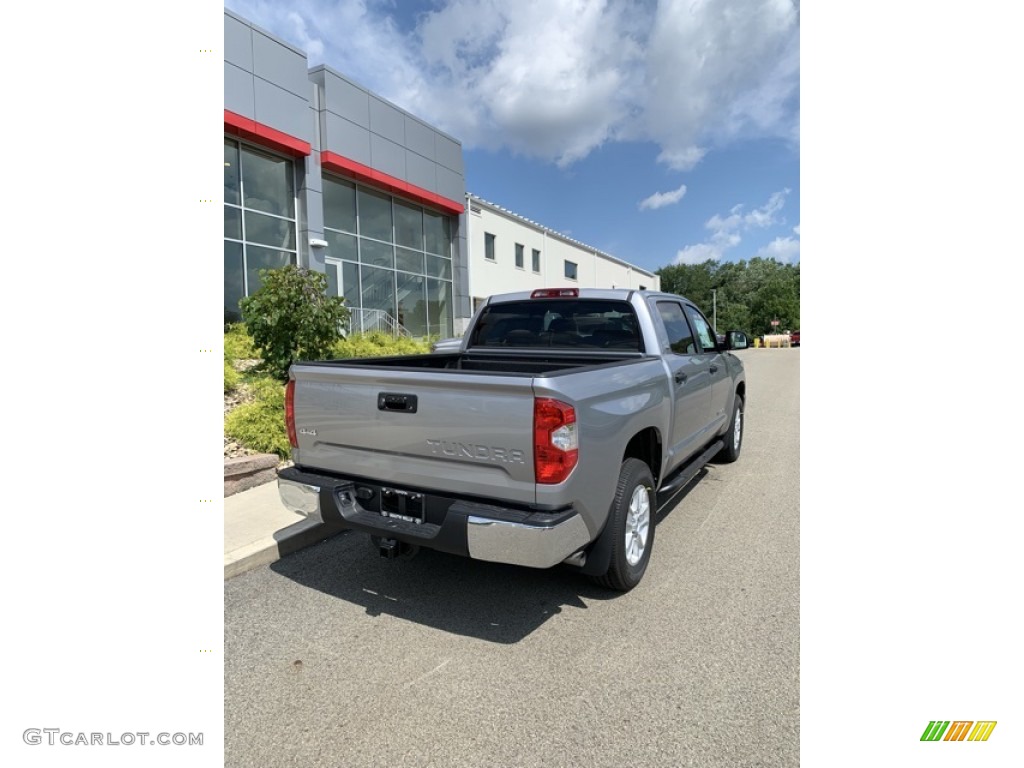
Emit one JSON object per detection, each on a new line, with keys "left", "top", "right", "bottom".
{"left": 656, "top": 257, "right": 799, "bottom": 339}
{"left": 656, "top": 261, "right": 716, "bottom": 302}
{"left": 240, "top": 265, "right": 350, "bottom": 381}
{"left": 745, "top": 258, "right": 799, "bottom": 335}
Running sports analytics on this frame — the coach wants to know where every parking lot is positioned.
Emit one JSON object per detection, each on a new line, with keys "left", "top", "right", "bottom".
{"left": 225, "top": 348, "right": 799, "bottom": 767}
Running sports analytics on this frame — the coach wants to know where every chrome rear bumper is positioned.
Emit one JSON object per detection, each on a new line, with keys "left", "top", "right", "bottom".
{"left": 466, "top": 513, "right": 590, "bottom": 569}
{"left": 279, "top": 472, "right": 590, "bottom": 569}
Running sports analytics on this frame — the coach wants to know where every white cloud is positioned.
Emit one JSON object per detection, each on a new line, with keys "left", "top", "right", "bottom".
{"left": 756, "top": 235, "right": 800, "bottom": 263}
{"left": 413, "top": 0, "right": 647, "bottom": 166}
{"left": 225, "top": 0, "right": 798, "bottom": 171}
{"left": 743, "top": 189, "right": 789, "bottom": 228}
{"left": 656, "top": 146, "right": 707, "bottom": 172}
{"left": 638, "top": 183, "right": 688, "bottom": 211}
{"left": 756, "top": 222, "right": 801, "bottom": 262}
{"left": 675, "top": 189, "right": 793, "bottom": 264}
{"left": 644, "top": 0, "right": 800, "bottom": 169}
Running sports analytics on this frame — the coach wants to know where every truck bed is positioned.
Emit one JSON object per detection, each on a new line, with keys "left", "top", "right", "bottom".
{"left": 303, "top": 350, "right": 647, "bottom": 376}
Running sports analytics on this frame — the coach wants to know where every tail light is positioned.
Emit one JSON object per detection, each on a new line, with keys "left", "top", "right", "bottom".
{"left": 285, "top": 380, "right": 298, "bottom": 448}
{"left": 534, "top": 398, "right": 578, "bottom": 484}
{"left": 531, "top": 288, "right": 578, "bottom": 298}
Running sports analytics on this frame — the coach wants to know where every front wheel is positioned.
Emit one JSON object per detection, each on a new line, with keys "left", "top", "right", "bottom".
{"left": 713, "top": 395, "right": 744, "bottom": 464}
{"left": 591, "top": 458, "right": 656, "bottom": 591}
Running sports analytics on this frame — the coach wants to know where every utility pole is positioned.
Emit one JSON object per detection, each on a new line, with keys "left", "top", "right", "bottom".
{"left": 712, "top": 289, "right": 717, "bottom": 332}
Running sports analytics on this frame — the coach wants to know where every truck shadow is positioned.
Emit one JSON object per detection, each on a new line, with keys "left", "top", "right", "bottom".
{"left": 268, "top": 474, "right": 701, "bottom": 645}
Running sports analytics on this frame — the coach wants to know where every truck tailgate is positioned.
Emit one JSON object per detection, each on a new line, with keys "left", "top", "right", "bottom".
{"left": 290, "top": 364, "right": 538, "bottom": 504}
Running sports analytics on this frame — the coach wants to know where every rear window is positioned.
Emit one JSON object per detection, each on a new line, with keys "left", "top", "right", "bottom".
{"left": 469, "top": 299, "right": 642, "bottom": 351}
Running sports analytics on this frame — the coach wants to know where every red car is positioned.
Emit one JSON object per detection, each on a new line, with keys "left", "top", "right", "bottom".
{"left": 790, "top": 330, "right": 800, "bottom": 347}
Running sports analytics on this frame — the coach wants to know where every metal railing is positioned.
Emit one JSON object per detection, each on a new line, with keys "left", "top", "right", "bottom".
{"left": 347, "top": 308, "right": 412, "bottom": 338}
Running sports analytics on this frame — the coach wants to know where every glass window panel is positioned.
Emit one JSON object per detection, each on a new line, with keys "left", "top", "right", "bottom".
{"left": 425, "top": 211, "right": 451, "bottom": 256}
{"left": 360, "top": 238, "right": 395, "bottom": 268}
{"left": 326, "top": 262, "right": 340, "bottom": 298}
{"left": 358, "top": 187, "right": 393, "bottom": 242}
{"left": 684, "top": 306, "right": 718, "bottom": 351}
{"left": 342, "top": 262, "right": 360, "bottom": 309}
{"left": 245, "top": 246, "right": 294, "bottom": 296}
{"left": 484, "top": 232, "right": 495, "bottom": 260}
{"left": 394, "top": 200, "right": 423, "bottom": 250}
{"left": 244, "top": 210, "right": 296, "bottom": 250}
{"left": 224, "top": 140, "right": 240, "bottom": 205}
{"left": 396, "top": 247, "right": 424, "bottom": 275}
{"left": 323, "top": 176, "right": 356, "bottom": 233}
{"left": 325, "top": 229, "right": 358, "bottom": 261}
{"left": 396, "top": 272, "right": 427, "bottom": 337}
{"left": 224, "top": 241, "right": 245, "bottom": 324}
{"left": 241, "top": 146, "right": 295, "bottom": 218}
{"left": 361, "top": 265, "right": 396, "bottom": 316}
{"left": 515, "top": 243, "right": 524, "bottom": 268}
{"left": 564, "top": 260, "right": 578, "bottom": 280}
{"left": 658, "top": 301, "right": 697, "bottom": 355}
{"left": 224, "top": 205, "right": 242, "bottom": 240}
{"left": 426, "top": 254, "right": 452, "bottom": 279}
{"left": 426, "top": 278, "right": 452, "bottom": 337}
{"left": 532, "top": 248, "right": 541, "bottom": 273}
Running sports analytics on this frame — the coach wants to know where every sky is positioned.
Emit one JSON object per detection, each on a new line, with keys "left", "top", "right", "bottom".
{"left": 224, "top": 0, "right": 800, "bottom": 274}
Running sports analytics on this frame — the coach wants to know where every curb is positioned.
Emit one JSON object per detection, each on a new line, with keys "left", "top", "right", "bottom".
{"left": 224, "top": 514, "right": 347, "bottom": 580}
{"left": 224, "top": 454, "right": 279, "bottom": 497}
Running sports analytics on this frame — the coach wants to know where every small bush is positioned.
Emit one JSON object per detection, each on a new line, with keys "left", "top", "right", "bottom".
{"left": 240, "top": 265, "right": 350, "bottom": 381}
{"left": 224, "top": 377, "right": 289, "bottom": 458}
{"left": 331, "top": 332, "right": 431, "bottom": 359}
{"left": 224, "top": 323, "right": 257, "bottom": 363}
{"left": 224, "top": 358, "right": 242, "bottom": 394}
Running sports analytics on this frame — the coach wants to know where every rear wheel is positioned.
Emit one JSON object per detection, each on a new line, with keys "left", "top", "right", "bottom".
{"left": 591, "top": 458, "right": 656, "bottom": 591}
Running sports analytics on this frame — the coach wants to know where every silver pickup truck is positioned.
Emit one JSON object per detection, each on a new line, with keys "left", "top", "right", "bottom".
{"left": 278, "top": 288, "right": 748, "bottom": 590}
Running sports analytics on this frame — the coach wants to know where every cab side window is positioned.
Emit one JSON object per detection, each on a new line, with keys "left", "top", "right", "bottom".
{"left": 684, "top": 306, "right": 718, "bottom": 352}
{"left": 657, "top": 301, "right": 696, "bottom": 355}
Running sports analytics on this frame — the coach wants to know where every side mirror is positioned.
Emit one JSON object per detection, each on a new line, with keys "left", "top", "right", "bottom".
{"left": 723, "top": 331, "right": 748, "bottom": 350}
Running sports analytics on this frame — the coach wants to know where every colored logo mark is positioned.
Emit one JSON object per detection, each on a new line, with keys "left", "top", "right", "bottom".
{"left": 920, "top": 721, "right": 997, "bottom": 742}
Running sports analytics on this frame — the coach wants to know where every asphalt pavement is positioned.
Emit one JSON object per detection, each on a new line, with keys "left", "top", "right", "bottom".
{"left": 224, "top": 347, "right": 799, "bottom": 767}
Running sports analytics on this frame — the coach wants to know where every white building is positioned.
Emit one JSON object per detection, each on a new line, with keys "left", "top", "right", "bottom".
{"left": 459, "top": 193, "right": 660, "bottom": 332}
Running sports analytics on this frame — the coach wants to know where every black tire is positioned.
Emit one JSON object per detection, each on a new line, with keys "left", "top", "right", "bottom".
{"left": 591, "top": 458, "right": 656, "bottom": 591}
{"left": 713, "top": 395, "right": 744, "bottom": 464}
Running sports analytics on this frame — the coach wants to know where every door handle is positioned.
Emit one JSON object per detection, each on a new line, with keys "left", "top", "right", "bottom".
{"left": 709, "top": 365, "right": 719, "bottom": 374}
{"left": 378, "top": 392, "right": 418, "bottom": 413}
{"left": 674, "top": 371, "right": 687, "bottom": 385}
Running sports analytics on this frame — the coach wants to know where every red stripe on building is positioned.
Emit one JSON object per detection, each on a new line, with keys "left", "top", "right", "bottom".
{"left": 320, "top": 151, "right": 464, "bottom": 216}
{"left": 224, "top": 110, "right": 311, "bottom": 157}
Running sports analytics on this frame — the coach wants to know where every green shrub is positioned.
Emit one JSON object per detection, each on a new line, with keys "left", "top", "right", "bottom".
{"left": 224, "top": 323, "right": 257, "bottom": 363}
{"left": 240, "top": 265, "right": 350, "bottom": 381}
{"left": 223, "top": 377, "right": 290, "bottom": 458}
{"left": 331, "top": 332, "right": 431, "bottom": 359}
{"left": 224, "top": 358, "right": 242, "bottom": 394}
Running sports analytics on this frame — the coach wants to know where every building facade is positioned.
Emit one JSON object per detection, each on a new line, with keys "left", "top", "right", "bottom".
{"left": 224, "top": 9, "right": 467, "bottom": 338}
{"left": 224, "top": 10, "right": 658, "bottom": 339}
{"left": 465, "top": 194, "right": 660, "bottom": 316}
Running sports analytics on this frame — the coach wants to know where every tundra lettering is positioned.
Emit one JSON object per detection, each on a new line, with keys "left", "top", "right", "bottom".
{"left": 425, "top": 439, "right": 526, "bottom": 464}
